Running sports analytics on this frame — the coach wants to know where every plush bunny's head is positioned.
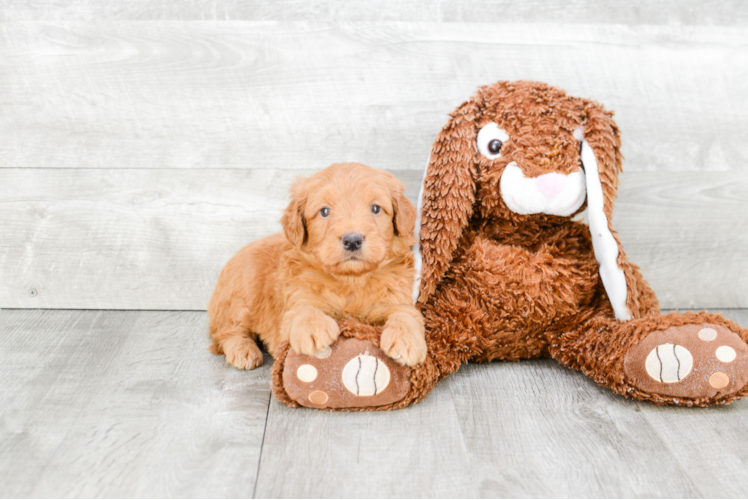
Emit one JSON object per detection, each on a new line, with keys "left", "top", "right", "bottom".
{"left": 413, "top": 81, "right": 631, "bottom": 321}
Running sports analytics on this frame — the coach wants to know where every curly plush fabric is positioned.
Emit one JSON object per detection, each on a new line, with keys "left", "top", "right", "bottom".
{"left": 272, "top": 81, "right": 748, "bottom": 410}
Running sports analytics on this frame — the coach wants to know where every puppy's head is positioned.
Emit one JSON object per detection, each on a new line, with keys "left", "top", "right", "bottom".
{"left": 282, "top": 163, "right": 416, "bottom": 276}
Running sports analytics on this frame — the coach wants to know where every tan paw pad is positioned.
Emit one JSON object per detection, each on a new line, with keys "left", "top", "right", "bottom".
{"left": 308, "top": 390, "right": 329, "bottom": 405}
{"left": 297, "top": 364, "right": 318, "bottom": 382}
{"left": 715, "top": 346, "right": 736, "bottom": 363}
{"left": 698, "top": 328, "right": 717, "bottom": 341}
{"left": 625, "top": 322, "right": 748, "bottom": 399}
{"left": 709, "top": 372, "right": 730, "bottom": 389}
{"left": 644, "top": 344, "right": 693, "bottom": 383}
{"left": 342, "top": 355, "right": 391, "bottom": 396}
{"left": 282, "top": 336, "right": 411, "bottom": 409}
{"left": 314, "top": 346, "right": 332, "bottom": 359}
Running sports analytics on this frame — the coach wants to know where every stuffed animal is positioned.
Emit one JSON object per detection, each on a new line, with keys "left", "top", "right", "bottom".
{"left": 272, "top": 80, "right": 748, "bottom": 410}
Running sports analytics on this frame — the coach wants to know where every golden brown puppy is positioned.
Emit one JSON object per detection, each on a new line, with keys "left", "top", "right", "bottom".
{"left": 208, "top": 162, "right": 426, "bottom": 370}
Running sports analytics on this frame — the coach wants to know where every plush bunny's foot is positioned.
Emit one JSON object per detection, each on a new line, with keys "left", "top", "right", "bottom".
{"left": 281, "top": 336, "right": 411, "bottom": 409}
{"left": 624, "top": 323, "right": 748, "bottom": 400}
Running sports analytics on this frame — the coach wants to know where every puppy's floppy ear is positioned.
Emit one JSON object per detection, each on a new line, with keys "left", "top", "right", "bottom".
{"left": 389, "top": 178, "right": 417, "bottom": 237}
{"left": 281, "top": 176, "right": 309, "bottom": 247}
{"left": 413, "top": 99, "right": 480, "bottom": 304}
{"left": 578, "top": 99, "right": 636, "bottom": 321}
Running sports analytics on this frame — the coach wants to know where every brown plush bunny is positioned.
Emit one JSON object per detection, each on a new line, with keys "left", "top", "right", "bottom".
{"left": 272, "top": 80, "right": 748, "bottom": 410}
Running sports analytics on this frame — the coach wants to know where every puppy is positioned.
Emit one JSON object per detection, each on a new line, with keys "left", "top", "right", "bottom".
{"left": 208, "top": 162, "right": 427, "bottom": 370}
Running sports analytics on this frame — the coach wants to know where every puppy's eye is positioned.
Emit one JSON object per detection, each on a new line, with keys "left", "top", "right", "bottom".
{"left": 320, "top": 207, "right": 330, "bottom": 217}
{"left": 477, "top": 122, "right": 510, "bottom": 160}
{"left": 371, "top": 204, "right": 381, "bottom": 214}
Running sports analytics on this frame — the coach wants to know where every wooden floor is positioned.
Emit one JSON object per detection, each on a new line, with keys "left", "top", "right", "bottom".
{"left": 2, "top": 1, "right": 748, "bottom": 497}
{"left": 1, "top": 308, "right": 747, "bottom": 498}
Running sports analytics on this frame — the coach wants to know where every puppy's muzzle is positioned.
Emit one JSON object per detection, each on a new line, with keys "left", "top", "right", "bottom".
{"left": 341, "top": 233, "right": 364, "bottom": 252}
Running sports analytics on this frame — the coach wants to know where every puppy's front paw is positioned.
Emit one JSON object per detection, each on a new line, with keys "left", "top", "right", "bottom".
{"left": 222, "top": 336, "right": 264, "bottom": 370}
{"left": 381, "top": 313, "right": 426, "bottom": 366}
{"left": 287, "top": 308, "right": 340, "bottom": 356}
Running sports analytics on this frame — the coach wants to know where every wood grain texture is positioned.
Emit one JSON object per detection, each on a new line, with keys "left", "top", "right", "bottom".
{"left": 2, "top": 0, "right": 747, "bottom": 24}
{"left": 1, "top": 309, "right": 746, "bottom": 497}
{"left": 1, "top": 22, "right": 747, "bottom": 172}
{"left": 0, "top": 168, "right": 294, "bottom": 310}
{"left": 0, "top": 169, "right": 745, "bottom": 310}
{"left": 0, "top": 309, "right": 272, "bottom": 498}
{"left": 613, "top": 171, "right": 748, "bottom": 311}
{"left": 256, "top": 384, "right": 476, "bottom": 498}
{"left": 254, "top": 308, "right": 748, "bottom": 498}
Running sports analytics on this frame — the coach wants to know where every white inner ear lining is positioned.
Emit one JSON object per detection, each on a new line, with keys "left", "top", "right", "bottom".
{"left": 412, "top": 157, "right": 428, "bottom": 304}
{"left": 579, "top": 128, "right": 631, "bottom": 321}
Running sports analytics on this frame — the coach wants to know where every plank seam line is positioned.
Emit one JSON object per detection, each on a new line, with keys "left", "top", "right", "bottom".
{"left": 0, "top": 167, "right": 422, "bottom": 172}
{"left": 252, "top": 391, "right": 272, "bottom": 499}
{"left": 2, "top": 307, "right": 748, "bottom": 312}
{"left": 0, "top": 308, "right": 208, "bottom": 312}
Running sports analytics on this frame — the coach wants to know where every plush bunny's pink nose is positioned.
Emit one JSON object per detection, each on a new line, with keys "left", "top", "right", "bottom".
{"left": 535, "top": 173, "right": 566, "bottom": 200}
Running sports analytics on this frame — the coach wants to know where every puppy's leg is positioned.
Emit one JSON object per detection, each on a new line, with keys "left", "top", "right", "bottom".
{"left": 380, "top": 307, "right": 427, "bottom": 366}
{"left": 282, "top": 305, "right": 340, "bottom": 356}
{"left": 210, "top": 324, "right": 264, "bottom": 370}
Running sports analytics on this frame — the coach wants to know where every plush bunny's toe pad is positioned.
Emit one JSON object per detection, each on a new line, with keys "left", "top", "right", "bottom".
{"left": 282, "top": 337, "right": 411, "bottom": 409}
{"left": 624, "top": 323, "right": 748, "bottom": 400}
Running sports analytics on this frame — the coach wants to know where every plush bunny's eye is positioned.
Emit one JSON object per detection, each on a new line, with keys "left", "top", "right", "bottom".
{"left": 488, "top": 139, "right": 502, "bottom": 154}
{"left": 477, "top": 122, "right": 510, "bottom": 160}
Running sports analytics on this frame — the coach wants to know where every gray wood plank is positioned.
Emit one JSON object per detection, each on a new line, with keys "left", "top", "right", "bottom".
{"left": 2, "top": 0, "right": 747, "bottom": 25}
{"left": 0, "top": 169, "right": 745, "bottom": 310}
{"left": 1, "top": 22, "right": 747, "bottom": 173}
{"left": 0, "top": 309, "right": 271, "bottom": 498}
{"left": 255, "top": 384, "right": 476, "bottom": 498}
{"left": 254, "top": 309, "right": 748, "bottom": 498}
{"left": 1, "top": 309, "right": 746, "bottom": 497}
{"left": 0, "top": 168, "right": 302, "bottom": 310}
{"left": 613, "top": 171, "right": 748, "bottom": 311}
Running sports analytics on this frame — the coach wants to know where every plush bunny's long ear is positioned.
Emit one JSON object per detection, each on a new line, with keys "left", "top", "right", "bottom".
{"left": 413, "top": 100, "right": 480, "bottom": 304}
{"left": 578, "top": 102, "right": 636, "bottom": 321}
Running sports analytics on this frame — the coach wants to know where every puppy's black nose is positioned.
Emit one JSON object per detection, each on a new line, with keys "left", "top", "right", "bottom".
{"left": 342, "top": 233, "right": 364, "bottom": 251}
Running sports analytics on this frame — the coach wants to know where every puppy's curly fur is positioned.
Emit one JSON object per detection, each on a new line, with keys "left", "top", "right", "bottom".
{"left": 208, "top": 162, "right": 426, "bottom": 370}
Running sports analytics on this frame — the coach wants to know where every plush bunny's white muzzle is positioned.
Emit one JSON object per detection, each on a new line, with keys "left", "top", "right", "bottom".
{"left": 499, "top": 163, "right": 586, "bottom": 217}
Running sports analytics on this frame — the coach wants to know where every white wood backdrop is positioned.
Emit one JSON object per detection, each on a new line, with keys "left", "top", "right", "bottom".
{"left": 2, "top": 0, "right": 747, "bottom": 24}
{"left": 1, "top": 9, "right": 747, "bottom": 310}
